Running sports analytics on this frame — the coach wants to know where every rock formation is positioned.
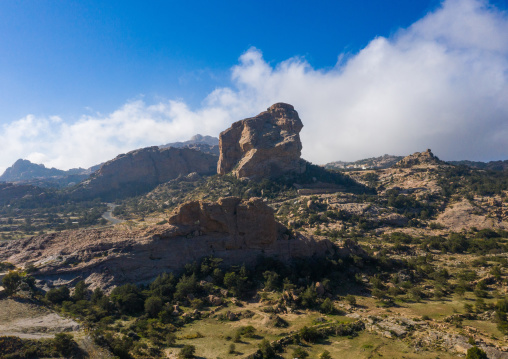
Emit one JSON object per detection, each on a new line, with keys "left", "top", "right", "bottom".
{"left": 0, "top": 197, "right": 332, "bottom": 290}
{"left": 394, "top": 149, "right": 445, "bottom": 168}
{"left": 70, "top": 146, "right": 218, "bottom": 200}
{"left": 217, "top": 103, "right": 306, "bottom": 180}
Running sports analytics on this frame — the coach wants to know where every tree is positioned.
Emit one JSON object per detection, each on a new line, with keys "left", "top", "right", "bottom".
{"left": 263, "top": 271, "right": 280, "bottom": 291}
{"left": 299, "top": 326, "right": 320, "bottom": 343}
{"left": 175, "top": 274, "right": 197, "bottom": 300}
{"left": 110, "top": 284, "right": 144, "bottom": 314}
{"left": 145, "top": 296, "right": 163, "bottom": 318}
{"left": 46, "top": 286, "right": 70, "bottom": 304}
{"left": 345, "top": 294, "right": 356, "bottom": 306}
{"left": 300, "top": 286, "right": 317, "bottom": 308}
{"left": 320, "top": 350, "right": 332, "bottom": 359}
{"left": 53, "top": 333, "right": 77, "bottom": 356}
{"left": 228, "top": 343, "right": 236, "bottom": 354}
{"left": 320, "top": 298, "right": 335, "bottom": 314}
{"left": 258, "top": 339, "right": 275, "bottom": 359}
{"left": 72, "top": 280, "right": 88, "bottom": 301}
{"left": 179, "top": 345, "right": 196, "bottom": 359}
{"left": 466, "top": 346, "right": 488, "bottom": 359}
{"left": 2, "top": 271, "right": 21, "bottom": 296}
{"left": 292, "top": 347, "right": 309, "bottom": 359}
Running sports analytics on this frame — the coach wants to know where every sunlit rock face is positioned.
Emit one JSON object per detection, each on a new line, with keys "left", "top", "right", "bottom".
{"left": 218, "top": 103, "right": 306, "bottom": 180}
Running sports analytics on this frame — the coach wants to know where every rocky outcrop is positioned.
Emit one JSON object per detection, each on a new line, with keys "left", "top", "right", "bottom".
{"left": 70, "top": 146, "right": 218, "bottom": 200}
{"left": 394, "top": 149, "right": 444, "bottom": 168}
{"left": 0, "top": 197, "right": 333, "bottom": 290}
{"left": 217, "top": 103, "right": 306, "bottom": 180}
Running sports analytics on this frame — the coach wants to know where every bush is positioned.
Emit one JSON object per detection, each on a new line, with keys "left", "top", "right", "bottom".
{"left": 237, "top": 325, "right": 256, "bottom": 338}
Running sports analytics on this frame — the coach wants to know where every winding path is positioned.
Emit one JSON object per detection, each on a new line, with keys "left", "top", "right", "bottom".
{"left": 101, "top": 203, "right": 125, "bottom": 225}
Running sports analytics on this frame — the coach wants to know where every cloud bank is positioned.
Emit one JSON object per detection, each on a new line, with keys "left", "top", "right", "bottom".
{"left": 1, "top": 0, "right": 508, "bottom": 173}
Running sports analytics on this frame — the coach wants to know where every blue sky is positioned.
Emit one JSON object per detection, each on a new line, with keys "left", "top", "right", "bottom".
{"left": 0, "top": 0, "right": 443, "bottom": 120}
{"left": 1, "top": 0, "right": 508, "bottom": 171}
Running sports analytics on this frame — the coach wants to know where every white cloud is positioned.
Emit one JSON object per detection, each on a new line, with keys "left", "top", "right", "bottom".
{"left": 1, "top": 0, "right": 507, "bottom": 174}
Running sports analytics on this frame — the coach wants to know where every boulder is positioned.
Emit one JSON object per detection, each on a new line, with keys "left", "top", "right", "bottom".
{"left": 217, "top": 103, "right": 306, "bottom": 179}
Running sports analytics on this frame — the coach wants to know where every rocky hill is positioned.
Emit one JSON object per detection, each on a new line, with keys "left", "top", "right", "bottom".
{"left": 218, "top": 103, "right": 306, "bottom": 180}
{"left": 69, "top": 146, "right": 218, "bottom": 201}
{"left": 393, "top": 149, "right": 446, "bottom": 168}
{"left": 0, "top": 197, "right": 332, "bottom": 290}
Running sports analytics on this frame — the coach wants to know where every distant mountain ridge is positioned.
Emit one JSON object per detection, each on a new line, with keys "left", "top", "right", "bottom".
{"left": 0, "top": 159, "right": 101, "bottom": 188}
{"left": 160, "top": 134, "right": 220, "bottom": 156}
{"left": 325, "top": 154, "right": 404, "bottom": 170}
{"left": 327, "top": 153, "right": 508, "bottom": 171}
{"left": 448, "top": 159, "right": 508, "bottom": 171}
